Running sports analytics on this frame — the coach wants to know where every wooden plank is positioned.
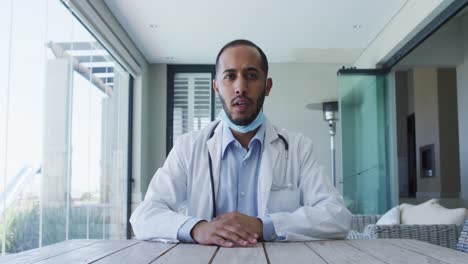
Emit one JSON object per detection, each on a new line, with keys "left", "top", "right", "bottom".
{"left": 386, "top": 239, "right": 468, "bottom": 263}
{"left": 265, "top": 242, "right": 327, "bottom": 264}
{"left": 0, "top": 239, "right": 102, "bottom": 264}
{"left": 211, "top": 243, "right": 266, "bottom": 264}
{"left": 92, "top": 241, "right": 175, "bottom": 264}
{"left": 306, "top": 240, "right": 386, "bottom": 264}
{"left": 33, "top": 240, "right": 139, "bottom": 264}
{"left": 346, "top": 239, "right": 446, "bottom": 264}
{"left": 152, "top": 243, "right": 217, "bottom": 264}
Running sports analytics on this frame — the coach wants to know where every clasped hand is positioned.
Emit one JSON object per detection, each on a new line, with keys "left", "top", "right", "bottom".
{"left": 190, "top": 212, "right": 263, "bottom": 247}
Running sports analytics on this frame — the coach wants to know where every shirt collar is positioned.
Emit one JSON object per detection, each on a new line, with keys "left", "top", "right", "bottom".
{"left": 221, "top": 121, "right": 265, "bottom": 159}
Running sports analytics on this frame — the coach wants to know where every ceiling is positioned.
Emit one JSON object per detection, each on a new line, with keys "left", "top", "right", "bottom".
{"left": 104, "top": 0, "right": 408, "bottom": 64}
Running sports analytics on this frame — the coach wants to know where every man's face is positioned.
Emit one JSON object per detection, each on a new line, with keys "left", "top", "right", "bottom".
{"left": 213, "top": 45, "right": 272, "bottom": 126}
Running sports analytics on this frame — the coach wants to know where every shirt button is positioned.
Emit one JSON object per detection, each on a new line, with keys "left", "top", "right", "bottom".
{"left": 240, "top": 192, "right": 245, "bottom": 197}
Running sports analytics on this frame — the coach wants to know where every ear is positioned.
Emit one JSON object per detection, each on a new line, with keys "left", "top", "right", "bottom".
{"left": 265, "top": 78, "right": 273, "bottom": 96}
{"left": 213, "top": 79, "right": 220, "bottom": 96}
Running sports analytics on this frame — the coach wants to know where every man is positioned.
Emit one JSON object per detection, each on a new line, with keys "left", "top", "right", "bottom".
{"left": 130, "top": 39, "right": 351, "bottom": 247}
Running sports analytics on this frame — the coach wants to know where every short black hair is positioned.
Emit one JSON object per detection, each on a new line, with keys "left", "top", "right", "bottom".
{"left": 215, "top": 39, "right": 269, "bottom": 76}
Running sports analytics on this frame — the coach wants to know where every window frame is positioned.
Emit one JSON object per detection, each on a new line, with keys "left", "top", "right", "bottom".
{"left": 166, "top": 64, "right": 216, "bottom": 155}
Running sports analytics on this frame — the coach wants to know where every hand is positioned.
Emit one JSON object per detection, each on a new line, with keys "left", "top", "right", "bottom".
{"left": 191, "top": 212, "right": 263, "bottom": 247}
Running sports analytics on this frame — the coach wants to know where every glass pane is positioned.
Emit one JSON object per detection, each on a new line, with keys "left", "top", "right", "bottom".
{"left": 0, "top": 0, "right": 12, "bottom": 229}
{"left": 0, "top": 0, "right": 130, "bottom": 254}
{"left": 1, "top": 0, "right": 46, "bottom": 253}
{"left": 41, "top": 0, "right": 74, "bottom": 247}
{"left": 338, "top": 73, "right": 394, "bottom": 214}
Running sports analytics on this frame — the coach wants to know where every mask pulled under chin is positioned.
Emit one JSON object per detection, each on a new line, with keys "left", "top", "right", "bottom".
{"left": 218, "top": 109, "right": 265, "bottom": 133}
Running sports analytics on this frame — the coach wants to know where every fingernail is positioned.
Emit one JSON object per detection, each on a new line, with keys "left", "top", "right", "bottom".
{"left": 254, "top": 234, "right": 259, "bottom": 238}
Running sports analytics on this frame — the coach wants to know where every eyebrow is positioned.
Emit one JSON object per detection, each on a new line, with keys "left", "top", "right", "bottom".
{"left": 222, "top": 67, "right": 261, "bottom": 75}
{"left": 245, "top": 67, "right": 260, "bottom": 72}
{"left": 222, "top": 69, "right": 237, "bottom": 74}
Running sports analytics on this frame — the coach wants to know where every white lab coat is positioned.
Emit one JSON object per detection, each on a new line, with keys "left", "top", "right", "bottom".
{"left": 130, "top": 119, "right": 351, "bottom": 242}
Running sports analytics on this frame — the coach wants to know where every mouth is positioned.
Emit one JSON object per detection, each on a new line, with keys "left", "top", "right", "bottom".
{"left": 232, "top": 98, "right": 250, "bottom": 112}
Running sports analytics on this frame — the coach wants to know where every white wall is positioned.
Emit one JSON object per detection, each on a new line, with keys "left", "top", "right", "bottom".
{"left": 264, "top": 63, "right": 342, "bottom": 185}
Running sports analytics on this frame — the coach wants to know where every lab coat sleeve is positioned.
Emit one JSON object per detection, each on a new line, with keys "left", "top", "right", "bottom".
{"left": 130, "top": 136, "right": 193, "bottom": 242}
{"left": 269, "top": 136, "right": 352, "bottom": 241}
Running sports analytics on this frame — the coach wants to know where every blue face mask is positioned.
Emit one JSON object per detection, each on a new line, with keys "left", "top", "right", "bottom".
{"left": 219, "top": 109, "right": 265, "bottom": 133}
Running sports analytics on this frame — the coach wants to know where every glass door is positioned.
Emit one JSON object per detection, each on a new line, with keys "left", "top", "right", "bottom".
{"left": 338, "top": 69, "right": 397, "bottom": 214}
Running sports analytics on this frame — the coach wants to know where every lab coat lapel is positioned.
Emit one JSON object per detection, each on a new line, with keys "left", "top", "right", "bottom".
{"left": 258, "top": 120, "right": 280, "bottom": 216}
{"left": 206, "top": 120, "right": 223, "bottom": 212}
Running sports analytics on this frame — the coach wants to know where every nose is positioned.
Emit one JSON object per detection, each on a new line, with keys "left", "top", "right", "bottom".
{"left": 234, "top": 76, "right": 248, "bottom": 95}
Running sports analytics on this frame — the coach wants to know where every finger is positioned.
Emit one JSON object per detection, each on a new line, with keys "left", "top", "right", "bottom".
{"left": 234, "top": 223, "right": 260, "bottom": 242}
{"left": 212, "top": 235, "right": 234, "bottom": 248}
{"left": 217, "top": 229, "right": 249, "bottom": 247}
{"left": 251, "top": 232, "right": 260, "bottom": 240}
{"left": 224, "top": 225, "right": 257, "bottom": 245}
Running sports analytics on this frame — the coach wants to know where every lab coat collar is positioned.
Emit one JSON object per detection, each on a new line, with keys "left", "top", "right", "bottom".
{"left": 206, "top": 120, "right": 223, "bottom": 205}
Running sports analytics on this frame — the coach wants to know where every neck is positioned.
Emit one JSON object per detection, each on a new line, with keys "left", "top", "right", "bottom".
{"left": 230, "top": 127, "right": 259, "bottom": 149}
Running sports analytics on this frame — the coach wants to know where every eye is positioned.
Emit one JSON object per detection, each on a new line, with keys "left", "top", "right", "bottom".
{"left": 246, "top": 72, "right": 258, "bottom": 80}
{"left": 224, "top": 73, "right": 235, "bottom": 80}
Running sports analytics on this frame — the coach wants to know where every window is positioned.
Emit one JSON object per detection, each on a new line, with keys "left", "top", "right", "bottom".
{"left": 0, "top": 0, "right": 131, "bottom": 253}
{"left": 167, "top": 65, "right": 222, "bottom": 153}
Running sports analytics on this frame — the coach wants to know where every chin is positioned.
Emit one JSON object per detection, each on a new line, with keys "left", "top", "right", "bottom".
{"left": 231, "top": 115, "right": 255, "bottom": 126}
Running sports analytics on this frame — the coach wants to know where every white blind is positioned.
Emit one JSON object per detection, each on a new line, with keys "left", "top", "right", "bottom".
{"left": 173, "top": 73, "right": 223, "bottom": 145}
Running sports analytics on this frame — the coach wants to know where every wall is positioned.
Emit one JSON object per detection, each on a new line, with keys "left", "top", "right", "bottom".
{"left": 143, "top": 63, "right": 343, "bottom": 193}
{"left": 437, "top": 68, "right": 460, "bottom": 195}
{"left": 410, "top": 68, "right": 460, "bottom": 197}
{"left": 144, "top": 64, "right": 168, "bottom": 196}
{"left": 264, "top": 63, "right": 343, "bottom": 184}
{"left": 412, "top": 68, "right": 441, "bottom": 195}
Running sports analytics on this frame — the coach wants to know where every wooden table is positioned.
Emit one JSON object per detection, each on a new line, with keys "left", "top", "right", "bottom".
{"left": 2, "top": 239, "right": 468, "bottom": 263}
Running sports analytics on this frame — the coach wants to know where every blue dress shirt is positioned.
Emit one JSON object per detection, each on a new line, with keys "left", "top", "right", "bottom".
{"left": 177, "top": 123, "right": 278, "bottom": 242}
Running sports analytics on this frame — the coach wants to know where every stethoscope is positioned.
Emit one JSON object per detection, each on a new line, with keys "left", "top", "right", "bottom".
{"left": 207, "top": 122, "right": 289, "bottom": 218}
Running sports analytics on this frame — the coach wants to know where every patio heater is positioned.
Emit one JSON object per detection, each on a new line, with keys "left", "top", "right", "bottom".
{"left": 306, "top": 101, "right": 339, "bottom": 187}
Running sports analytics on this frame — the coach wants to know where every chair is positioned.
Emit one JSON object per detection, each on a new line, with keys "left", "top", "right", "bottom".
{"left": 456, "top": 219, "right": 468, "bottom": 252}
{"left": 348, "top": 215, "right": 463, "bottom": 249}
